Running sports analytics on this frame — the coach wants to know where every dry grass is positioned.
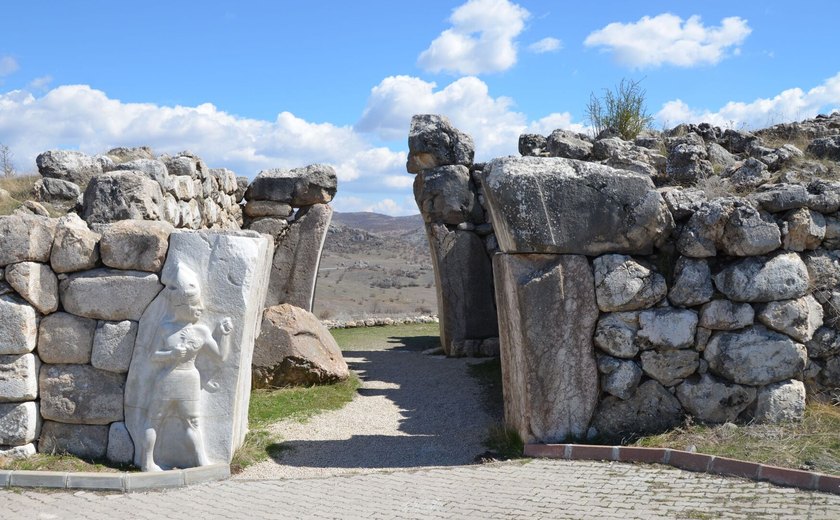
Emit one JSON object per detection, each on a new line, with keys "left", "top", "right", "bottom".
{"left": 0, "top": 174, "right": 39, "bottom": 215}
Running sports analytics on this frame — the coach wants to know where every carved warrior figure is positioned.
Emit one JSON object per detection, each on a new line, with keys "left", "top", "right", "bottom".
{"left": 135, "top": 262, "right": 232, "bottom": 471}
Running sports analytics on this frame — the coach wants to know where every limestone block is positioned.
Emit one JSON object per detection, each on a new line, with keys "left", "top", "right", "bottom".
{"left": 675, "top": 374, "right": 756, "bottom": 423}
{"left": 754, "top": 379, "right": 806, "bottom": 424}
{"left": 668, "top": 258, "right": 713, "bottom": 308}
{"left": 244, "top": 200, "right": 294, "bottom": 219}
{"left": 4, "top": 262, "right": 57, "bottom": 315}
{"left": 704, "top": 326, "right": 808, "bottom": 386}
{"left": 106, "top": 146, "right": 155, "bottom": 164}
{"left": 593, "top": 312, "right": 639, "bottom": 358}
{"left": 427, "top": 225, "right": 498, "bottom": 356}
{"left": 0, "top": 214, "right": 57, "bottom": 267}
{"left": 640, "top": 350, "right": 699, "bottom": 387}
{"left": 637, "top": 308, "right": 698, "bottom": 350}
{"left": 494, "top": 253, "right": 599, "bottom": 443}
{"left": 0, "top": 295, "right": 38, "bottom": 355}
{"left": 0, "top": 402, "right": 40, "bottom": 445}
{"left": 0, "top": 443, "right": 35, "bottom": 459}
{"left": 823, "top": 217, "right": 840, "bottom": 249}
{"left": 480, "top": 157, "right": 673, "bottom": 255}
{"left": 34, "top": 177, "right": 81, "bottom": 204}
{"left": 107, "top": 421, "right": 135, "bottom": 464}
{"left": 750, "top": 183, "right": 809, "bottom": 213}
{"left": 659, "top": 187, "right": 706, "bottom": 221}
{"left": 757, "top": 295, "right": 823, "bottom": 343}
{"left": 100, "top": 220, "right": 173, "bottom": 272}
{"left": 518, "top": 133, "right": 548, "bottom": 156}
{"left": 50, "top": 214, "right": 100, "bottom": 273}
{"left": 210, "top": 168, "right": 238, "bottom": 195}
{"left": 91, "top": 320, "right": 137, "bottom": 373}
{"left": 169, "top": 175, "right": 197, "bottom": 200}
{"left": 39, "top": 364, "right": 126, "bottom": 424}
{"left": 81, "top": 171, "right": 164, "bottom": 225}
{"left": 125, "top": 229, "right": 272, "bottom": 470}
{"left": 699, "top": 300, "right": 755, "bottom": 331}
{"left": 807, "top": 180, "right": 840, "bottom": 214}
{"left": 0, "top": 354, "right": 39, "bottom": 402}
{"left": 113, "top": 158, "right": 169, "bottom": 186}
{"left": 245, "top": 164, "right": 337, "bottom": 205}
{"left": 406, "top": 114, "right": 474, "bottom": 173}
{"left": 677, "top": 198, "right": 780, "bottom": 258}
{"left": 38, "top": 421, "right": 108, "bottom": 459}
{"left": 60, "top": 268, "right": 163, "bottom": 321}
{"left": 593, "top": 255, "right": 667, "bottom": 312}
{"left": 252, "top": 304, "right": 349, "bottom": 388}
{"left": 591, "top": 380, "right": 683, "bottom": 440}
{"left": 782, "top": 208, "right": 826, "bottom": 251}
{"left": 36, "top": 150, "right": 103, "bottom": 185}
{"left": 803, "top": 249, "right": 840, "bottom": 291}
{"left": 714, "top": 253, "right": 810, "bottom": 303}
{"left": 806, "top": 327, "right": 840, "bottom": 359}
{"left": 266, "top": 204, "right": 332, "bottom": 312}
{"left": 37, "top": 312, "right": 96, "bottom": 364}
{"left": 247, "top": 217, "right": 289, "bottom": 241}
{"left": 413, "top": 165, "right": 480, "bottom": 225}
{"left": 596, "top": 355, "right": 641, "bottom": 400}
{"left": 547, "top": 129, "right": 593, "bottom": 160}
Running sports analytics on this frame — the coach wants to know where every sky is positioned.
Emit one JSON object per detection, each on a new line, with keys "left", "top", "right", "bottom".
{"left": 1, "top": 0, "right": 839, "bottom": 215}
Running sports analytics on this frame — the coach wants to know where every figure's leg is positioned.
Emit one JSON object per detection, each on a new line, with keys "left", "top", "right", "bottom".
{"left": 141, "top": 404, "right": 165, "bottom": 472}
{"left": 185, "top": 415, "right": 210, "bottom": 466}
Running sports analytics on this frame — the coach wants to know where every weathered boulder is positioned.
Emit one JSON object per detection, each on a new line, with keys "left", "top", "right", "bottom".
{"left": 81, "top": 171, "right": 164, "bottom": 225}
{"left": 665, "top": 133, "right": 713, "bottom": 185}
{"left": 100, "top": 220, "right": 173, "bottom": 272}
{"left": 246, "top": 217, "right": 289, "bottom": 241}
{"left": 0, "top": 443, "right": 35, "bottom": 459}
{"left": 782, "top": 208, "right": 826, "bottom": 251}
{"left": 757, "top": 295, "right": 823, "bottom": 343}
{"left": 660, "top": 187, "right": 706, "bottom": 220}
{"left": 37, "top": 312, "right": 96, "bottom": 364}
{"left": 0, "top": 354, "right": 39, "bottom": 402}
{"left": 750, "top": 184, "right": 809, "bottom": 213}
{"left": 106, "top": 421, "right": 135, "bottom": 464}
{"left": 429, "top": 225, "right": 498, "bottom": 356}
{"left": 91, "top": 320, "right": 137, "bottom": 373}
{"left": 726, "top": 158, "right": 771, "bottom": 189}
{"left": 60, "top": 269, "right": 162, "bottom": 321}
{"left": 668, "top": 258, "right": 713, "bottom": 308}
{"left": 806, "top": 180, "right": 840, "bottom": 214}
{"left": 596, "top": 355, "right": 641, "bottom": 400}
{"left": 547, "top": 129, "right": 593, "bottom": 160}
{"left": 592, "top": 380, "right": 683, "bottom": 440}
{"left": 675, "top": 374, "right": 756, "bottom": 423}
{"left": 593, "top": 312, "right": 639, "bottom": 358}
{"left": 50, "top": 214, "right": 100, "bottom": 273}
{"left": 244, "top": 164, "right": 337, "bottom": 205}
{"left": 641, "top": 348, "right": 699, "bottom": 387}
{"left": 4, "top": 261, "right": 59, "bottom": 314}
{"left": 677, "top": 198, "right": 780, "bottom": 257}
{"left": 593, "top": 255, "right": 667, "bottom": 312}
{"left": 39, "top": 364, "right": 126, "bottom": 424}
{"left": 713, "top": 253, "right": 809, "bottom": 303}
{"left": 699, "top": 300, "right": 754, "bottom": 330}
{"left": 823, "top": 217, "right": 840, "bottom": 249}
{"left": 406, "top": 114, "right": 474, "bottom": 173}
{"left": 34, "top": 177, "right": 81, "bottom": 203}
{"left": 0, "top": 214, "right": 56, "bottom": 267}
{"left": 637, "top": 308, "right": 698, "bottom": 350}
{"left": 803, "top": 249, "right": 840, "bottom": 291}
{"left": 704, "top": 326, "right": 808, "bottom": 385}
{"left": 807, "top": 135, "right": 840, "bottom": 161}
{"left": 39, "top": 421, "right": 108, "bottom": 459}
{"left": 243, "top": 200, "right": 293, "bottom": 219}
{"left": 106, "top": 146, "right": 155, "bottom": 164}
{"left": 253, "top": 304, "right": 349, "bottom": 388}
{"left": 167, "top": 175, "right": 197, "bottom": 200}
{"left": 707, "top": 142, "right": 737, "bottom": 169}
{"left": 36, "top": 150, "right": 104, "bottom": 185}
{"left": 806, "top": 327, "right": 840, "bottom": 359}
{"left": 0, "top": 295, "right": 38, "bottom": 355}
{"left": 480, "top": 157, "right": 673, "bottom": 255}
{"left": 494, "top": 254, "right": 599, "bottom": 443}
{"left": 0, "top": 402, "right": 40, "bottom": 445}
{"left": 754, "top": 379, "right": 806, "bottom": 424}
{"left": 413, "top": 165, "right": 480, "bottom": 225}
{"left": 518, "top": 133, "right": 548, "bottom": 157}
{"left": 160, "top": 153, "right": 202, "bottom": 178}
{"left": 113, "top": 158, "right": 168, "bottom": 186}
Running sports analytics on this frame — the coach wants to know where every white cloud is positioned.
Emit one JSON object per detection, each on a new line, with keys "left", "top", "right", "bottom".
{"left": 357, "top": 75, "right": 586, "bottom": 160}
{"left": 655, "top": 72, "right": 840, "bottom": 129}
{"left": 417, "top": 0, "right": 530, "bottom": 75}
{"left": 0, "top": 56, "right": 19, "bottom": 76}
{"left": 584, "top": 14, "right": 751, "bottom": 68}
{"left": 331, "top": 195, "right": 418, "bottom": 216}
{"left": 528, "top": 37, "right": 562, "bottom": 54}
{"left": 28, "top": 76, "right": 53, "bottom": 90}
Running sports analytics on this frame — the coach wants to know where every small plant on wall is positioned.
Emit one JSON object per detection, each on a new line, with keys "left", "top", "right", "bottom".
{"left": 585, "top": 78, "right": 653, "bottom": 140}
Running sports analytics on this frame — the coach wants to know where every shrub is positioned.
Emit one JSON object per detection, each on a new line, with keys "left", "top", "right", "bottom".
{"left": 586, "top": 78, "right": 653, "bottom": 141}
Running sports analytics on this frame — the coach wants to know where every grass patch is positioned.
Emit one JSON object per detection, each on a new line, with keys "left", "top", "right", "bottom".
{"left": 467, "top": 357, "right": 522, "bottom": 459}
{"left": 483, "top": 425, "right": 524, "bottom": 460}
{"left": 328, "top": 322, "right": 440, "bottom": 351}
{"left": 0, "top": 174, "right": 38, "bottom": 215}
{"left": 0, "top": 453, "right": 131, "bottom": 472}
{"left": 631, "top": 402, "right": 840, "bottom": 475}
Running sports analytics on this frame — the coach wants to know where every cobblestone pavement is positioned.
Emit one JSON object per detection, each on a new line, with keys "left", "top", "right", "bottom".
{"left": 3, "top": 458, "right": 840, "bottom": 519}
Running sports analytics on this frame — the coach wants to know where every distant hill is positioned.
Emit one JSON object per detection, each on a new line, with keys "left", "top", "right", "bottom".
{"left": 331, "top": 211, "right": 423, "bottom": 236}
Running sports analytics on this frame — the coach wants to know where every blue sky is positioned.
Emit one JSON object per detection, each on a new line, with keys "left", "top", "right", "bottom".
{"left": 1, "top": 0, "right": 839, "bottom": 215}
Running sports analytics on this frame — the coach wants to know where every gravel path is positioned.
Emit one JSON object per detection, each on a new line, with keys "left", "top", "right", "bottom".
{"left": 236, "top": 335, "right": 502, "bottom": 479}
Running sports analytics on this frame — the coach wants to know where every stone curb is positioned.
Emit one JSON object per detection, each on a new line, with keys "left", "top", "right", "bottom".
{"left": 0, "top": 464, "right": 230, "bottom": 492}
{"left": 524, "top": 444, "right": 840, "bottom": 495}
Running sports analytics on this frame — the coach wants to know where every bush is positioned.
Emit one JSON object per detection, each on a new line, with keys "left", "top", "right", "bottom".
{"left": 586, "top": 78, "right": 653, "bottom": 141}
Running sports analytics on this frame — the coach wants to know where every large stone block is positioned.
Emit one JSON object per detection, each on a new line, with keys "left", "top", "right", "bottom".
{"left": 592, "top": 380, "right": 683, "bottom": 440}
{"left": 91, "top": 320, "right": 137, "bottom": 373}
{"left": 113, "top": 158, "right": 169, "bottom": 186}
{"left": 713, "top": 253, "right": 810, "bottom": 303}
{"left": 0, "top": 402, "right": 40, "bottom": 445}
{"left": 39, "top": 364, "right": 126, "bottom": 424}
{"left": 125, "top": 230, "right": 272, "bottom": 470}
{"left": 704, "top": 326, "right": 808, "bottom": 386}
{"left": 413, "top": 165, "right": 480, "bottom": 225}
{"left": 244, "top": 164, "right": 337, "bottom": 205}
{"left": 253, "top": 304, "right": 349, "bottom": 388}
{"left": 699, "top": 300, "right": 755, "bottom": 331}
{"left": 406, "top": 114, "right": 474, "bottom": 173}
{"left": 640, "top": 350, "right": 699, "bottom": 387}
{"left": 38, "top": 312, "right": 97, "bottom": 364}
{"left": 0, "top": 214, "right": 56, "bottom": 267}
{"left": 81, "top": 171, "right": 164, "bottom": 225}
{"left": 38, "top": 421, "right": 108, "bottom": 459}
{"left": 675, "top": 374, "right": 756, "bottom": 423}
{"left": 480, "top": 156, "right": 673, "bottom": 255}
{"left": 100, "top": 219, "right": 174, "bottom": 272}
{"left": 50, "top": 214, "right": 100, "bottom": 273}
{"left": 668, "top": 258, "right": 713, "bottom": 308}
{"left": 637, "top": 308, "right": 698, "bottom": 350}
{"left": 0, "top": 295, "right": 38, "bottom": 355}
{"left": 593, "top": 255, "right": 667, "bottom": 312}
{"left": 265, "top": 204, "right": 332, "bottom": 311}
{"left": 0, "top": 354, "right": 39, "bottom": 402}
{"left": 427, "top": 225, "right": 498, "bottom": 356}
{"left": 757, "top": 295, "right": 823, "bottom": 343}
{"left": 107, "top": 421, "right": 135, "bottom": 464}
{"left": 494, "top": 253, "right": 599, "bottom": 443}
{"left": 4, "top": 261, "right": 59, "bottom": 314}
{"left": 677, "top": 198, "right": 780, "bottom": 258}
{"left": 754, "top": 379, "right": 806, "bottom": 424}
{"left": 59, "top": 268, "right": 163, "bottom": 321}
{"left": 593, "top": 312, "right": 639, "bottom": 358}
{"left": 36, "top": 150, "right": 104, "bottom": 185}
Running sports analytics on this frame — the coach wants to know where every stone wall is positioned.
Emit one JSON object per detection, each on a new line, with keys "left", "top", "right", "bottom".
{"left": 408, "top": 113, "right": 840, "bottom": 442}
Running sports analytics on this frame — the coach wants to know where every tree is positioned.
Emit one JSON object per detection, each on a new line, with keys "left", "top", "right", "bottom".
{"left": 585, "top": 78, "right": 653, "bottom": 141}
{"left": 0, "top": 143, "right": 15, "bottom": 178}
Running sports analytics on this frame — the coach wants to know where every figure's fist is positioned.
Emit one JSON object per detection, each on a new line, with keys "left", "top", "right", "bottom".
{"left": 219, "top": 317, "right": 233, "bottom": 335}
{"left": 175, "top": 346, "right": 187, "bottom": 358}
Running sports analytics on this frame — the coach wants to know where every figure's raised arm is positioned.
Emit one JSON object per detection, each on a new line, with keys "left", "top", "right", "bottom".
{"left": 206, "top": 317, "right": 233, "bottom": 361}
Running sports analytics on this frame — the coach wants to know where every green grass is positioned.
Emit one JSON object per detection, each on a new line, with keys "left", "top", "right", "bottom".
{"left": 466, "top": 357, "right": 522, "bottom": 459}
{"left": 328, "top": 322, "right": 440, "bottom": 351}
{"left": 0, "top": 453, "right": 132, "bottom": 472}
